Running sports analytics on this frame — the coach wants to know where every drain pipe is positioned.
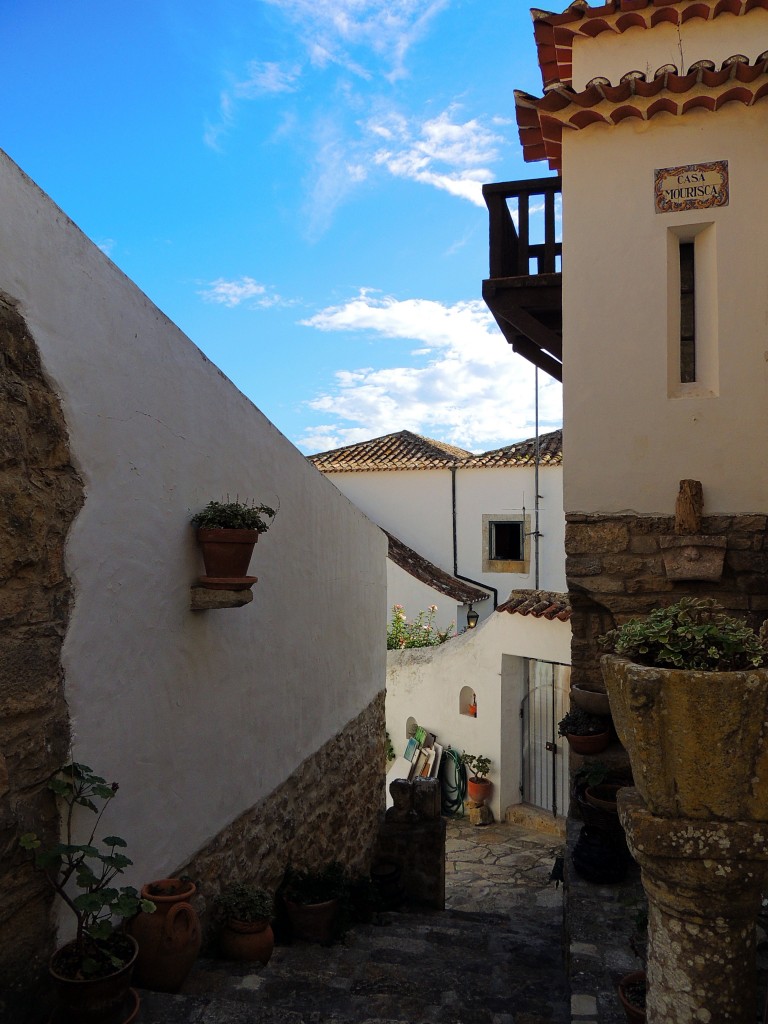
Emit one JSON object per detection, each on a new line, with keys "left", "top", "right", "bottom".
{"left": 451, "top": 465, "right": 497, "bottom": 610}
{"left": 534, "top": 368, "right": 541, "bottom": 590}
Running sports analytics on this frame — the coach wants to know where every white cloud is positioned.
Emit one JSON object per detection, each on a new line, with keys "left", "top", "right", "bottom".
{"left": 199, "top": 277, "right": 282, "bottom": 308}
{"left": 297, "top": 292, "right": 562, "bottom": 452}
{"left": 263, "top": 0, "right": 448, "bottom": 79}
{"left": 368, "top": 109, "right": 504, "bottom": 207}
{"left": 234, "top": 61, "right": 301, "bottom": 98}
{"left": 97, "top": 239, "right": 116, "bottom": 257}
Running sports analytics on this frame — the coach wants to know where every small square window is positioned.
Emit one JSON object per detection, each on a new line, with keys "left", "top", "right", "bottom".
{"left": 482, "top": 513, "right": 530, "bottom": 574}
{"left": 489, "top": 521, "right": 524, "bottom": 561}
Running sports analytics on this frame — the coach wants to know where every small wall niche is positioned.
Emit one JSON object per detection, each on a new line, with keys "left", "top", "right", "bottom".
{"left": 405, "top": 716, "right": 418, "bottom": 740}
{"left": 459, "top": 686, "right": 477, "bottom": 718}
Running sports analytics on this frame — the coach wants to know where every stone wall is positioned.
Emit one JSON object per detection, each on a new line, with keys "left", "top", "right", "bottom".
{"left": 0, "top": 296, "right": 84, "bottom": 989}
{"left": 566, "top": 512, "right": 768, "bottom": 692}
{"left": 179, "top": 691, "right": 386, "bottom": 929}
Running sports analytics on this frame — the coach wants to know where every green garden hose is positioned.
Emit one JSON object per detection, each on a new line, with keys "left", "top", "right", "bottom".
{"left": 440, "top": 747, "right": 467, "bottom": 816}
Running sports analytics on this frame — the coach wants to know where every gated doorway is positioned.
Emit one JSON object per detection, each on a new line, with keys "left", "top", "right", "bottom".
{"left": 520, "top": 659, "right": 570, "bottom": 817}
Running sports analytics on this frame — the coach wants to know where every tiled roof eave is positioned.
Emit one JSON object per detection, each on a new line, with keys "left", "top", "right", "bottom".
{"left": 497, "top": 589, "right": 571, "bottom": 621}
{"left": 385, "top": 531, "right": 491, "bottom": 605}
{"left": 516, "top": 56, "right": 768, "bottom": 168}
{"left": 532, "top": 0, "right": 768, "bottom": 88}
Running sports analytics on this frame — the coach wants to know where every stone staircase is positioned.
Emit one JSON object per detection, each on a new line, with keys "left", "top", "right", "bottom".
{"left": 137, "top": 903, "right": 570, "bottom": 1024}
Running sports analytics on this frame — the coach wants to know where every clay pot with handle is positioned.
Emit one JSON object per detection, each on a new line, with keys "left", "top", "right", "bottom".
{"left": 128, "top": 878, "right": 201, "bottom": 992}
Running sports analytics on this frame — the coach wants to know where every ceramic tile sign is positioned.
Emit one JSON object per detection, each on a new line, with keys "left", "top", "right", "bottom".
{"left": 654, "top": 160, "right": 728, "bottom": 214}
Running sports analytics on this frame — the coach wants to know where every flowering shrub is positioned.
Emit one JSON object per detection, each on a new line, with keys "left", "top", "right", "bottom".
{"left": 386, "top": 604, "right": 454, "bottom": 650}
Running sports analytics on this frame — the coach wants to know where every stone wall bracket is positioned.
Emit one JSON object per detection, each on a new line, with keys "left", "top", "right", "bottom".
{"left": 659, "top": 534, "right": 726, "bottom": 580}
{"left": 190, "top": 585, "right": 254, "bottom": 610}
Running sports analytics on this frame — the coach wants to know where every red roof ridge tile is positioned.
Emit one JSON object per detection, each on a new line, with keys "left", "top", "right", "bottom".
{"left": 516, "top": 53, "right": 768, "bottom": 168}
{"left": 531, "top": 0, "right": 768, "bottom": 89}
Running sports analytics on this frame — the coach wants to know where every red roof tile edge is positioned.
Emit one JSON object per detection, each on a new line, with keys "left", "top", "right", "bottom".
{"left": 532, "top": 0, "right": 768, "bottom": 88}
{"left": 516, "top": 54, "right": 768, "bottom": 168}
{"left": 497, "top": 589, "right": 572, "bottom": 620}
{"left": 385, "top": 531, "right": 491, "bottom": 605}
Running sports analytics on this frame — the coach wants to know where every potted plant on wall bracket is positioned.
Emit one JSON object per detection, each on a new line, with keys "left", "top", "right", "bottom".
{"left": 460, "top": 753, "right": 493, "bottom": 805}
{"left": 191, "top": 497, "right": 277, "bottom": 591}
{"left": 20, "top": 762, "right": 156, "bottom": 1024}
{"left": 214, "top": 883, "right": 275, "bottom": 965}
{"left": 599, "top": 597, "right": 768, "bottom": 820}
{"left": 557, "top": 708, "right": 611, "bottom": 755}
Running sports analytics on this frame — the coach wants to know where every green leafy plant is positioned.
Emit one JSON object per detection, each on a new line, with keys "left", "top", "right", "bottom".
{"left": 191, "top": 497, "right": 277, "bottom": 533}
{"left": 598, "top": 597, "right": 768, "bottom": 671}
{"left": 386, "top": 604, "right": 454, "bottom": 650}
{"left": 558, "top": 708, "right": 609, "bottom": 737}
{"left": 214, "top": 883, "right": 273, "bottom": 922}
{"left": 20, "top": 762, "right": 155, "bottom": 978}
{"left": 283, "top": 862, "right": 349, "bottom": 906}
{"left": 385, "top": 730, "right": 396, "bottom": 763}
{"left": 460, "top": 753, "right": 492, "bottom": 782}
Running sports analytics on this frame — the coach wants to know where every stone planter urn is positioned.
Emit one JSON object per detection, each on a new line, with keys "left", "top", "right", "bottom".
{"left": 601, "top": 654, "right": 768, "bottom": 820}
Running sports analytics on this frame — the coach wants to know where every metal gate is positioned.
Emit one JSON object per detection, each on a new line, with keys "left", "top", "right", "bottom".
{"left": 520, "top": 660, "right": 570, "bottom": 816}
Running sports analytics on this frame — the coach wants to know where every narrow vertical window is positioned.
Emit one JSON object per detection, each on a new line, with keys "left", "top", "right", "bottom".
{"left": 679, "top": 241, "right": 696, "bottom": 383}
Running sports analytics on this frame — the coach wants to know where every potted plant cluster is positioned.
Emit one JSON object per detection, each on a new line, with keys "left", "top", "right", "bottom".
{"left": 214, "top": 883, "right": 275, "bottom": 965}
{"left": 461, "top": 753, "right": 493, "bottom": 805}
{"left": 20, "top": 762, "right": 155, "bottom": 1024}
{"left": 599, "top": 597, "right": 768, "bottom": 819}
{"left": 191, "top": 497, "right": 277, "bottom": 590}
{"left": 557, "top": 708, "right": 611, "bottom": 755}
{"left": 281, "top": 862, "right": 349, "bottom": 944}
{"left": 570, "top": 761, "right": 632, "bottom": 884}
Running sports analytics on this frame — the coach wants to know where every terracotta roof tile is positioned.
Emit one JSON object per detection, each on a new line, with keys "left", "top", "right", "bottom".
{"left": 307, "top": 430, "right": 472, "bottom": 472}
{"left": 531, "top": 0, "right": 768, "bottom": 88}
{"left": 309, "top": 429, "right": 563, "bottom": 472}
{"left": 497, "top": 589, "right": 572, "bottom": 620}
{"left": 459, "top": 429, "right": 562, "bottom": 468}
{"left": 385, "top": 531, "right": 491, "bottom": 604}
{"left": 516, "top": 53, "right": 768, "bottom": 168}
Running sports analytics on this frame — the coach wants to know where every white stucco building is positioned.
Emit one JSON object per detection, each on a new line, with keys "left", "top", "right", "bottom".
{"left": 309, "top": 428, "right": 566, "bottom": 632}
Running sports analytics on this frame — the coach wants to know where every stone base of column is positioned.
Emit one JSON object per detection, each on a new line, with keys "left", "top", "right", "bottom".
{"left": 619, "top": 788, "right": 768, "bottom": 1024}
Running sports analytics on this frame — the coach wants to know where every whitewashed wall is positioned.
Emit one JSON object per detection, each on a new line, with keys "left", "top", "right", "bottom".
{"left": 325, "top": 463, "right": 566, "bottom": 625}
{"left": 386, "top": 611, "right": 571, "bottom": 821}
{"left": 0, "top": 150, "right": 387, "bottom": 904}
{"left": 323, "top": 470, "right": 454, "bottom": 569}
{"left": 456, "top": 465, "right": 565, "bottom": 595}
{"left": 563, "top": 15, "right": 768, "bottom": 516}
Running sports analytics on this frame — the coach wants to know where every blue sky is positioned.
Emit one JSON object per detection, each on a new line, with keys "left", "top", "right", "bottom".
{"left": 3, "top": 0, "right": 562, "bottom": 454}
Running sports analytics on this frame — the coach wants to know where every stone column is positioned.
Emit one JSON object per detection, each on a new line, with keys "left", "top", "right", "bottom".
{"left": 619, "top": 789, "right": 768, "bottom": 1024}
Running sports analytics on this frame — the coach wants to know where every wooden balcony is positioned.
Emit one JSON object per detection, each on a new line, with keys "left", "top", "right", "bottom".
{"left": 482, "top": 176, "right": 562, "bottom": 382}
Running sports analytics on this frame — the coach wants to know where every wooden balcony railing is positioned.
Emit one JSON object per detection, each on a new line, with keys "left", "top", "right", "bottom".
{"left": 482, "top": 176, "right": 563, "bottom": 381}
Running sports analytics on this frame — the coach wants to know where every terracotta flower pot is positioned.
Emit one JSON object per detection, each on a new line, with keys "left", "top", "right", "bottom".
{"left": 584, "top": 783, "right": 623, "bottom": 813}
{"left": 570, "top": 684, "right": 611, "bottom": 717}
{"left": 284, "top": 897, "right": 339, "bottom": 943}
{"left": 564, "top": 731, "right": 610, "bottom": 755}
{"left": 617, "top": 970, "right": 646, "bottom": 1022}
{"left": 219, "top": 917, "right": 274, "bottom": 965}
{"left": 602, "top": 655, "right": 768, "bottom": 819}
{"left": 467, "top": 777, "right": 492, "bottom": 805}
{"left": 196, "top": 528, "right": 259, "bottom": 589}
{"left": 49, "top": 934, "right": 139, "bottom": 1024}
{"left": 128, "top": 878, "right": 201, "bottom": 993}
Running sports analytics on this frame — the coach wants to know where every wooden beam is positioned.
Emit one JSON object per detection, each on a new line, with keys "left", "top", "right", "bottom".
{"left": 675, "top": 480, "right": 703, "bottom": 534}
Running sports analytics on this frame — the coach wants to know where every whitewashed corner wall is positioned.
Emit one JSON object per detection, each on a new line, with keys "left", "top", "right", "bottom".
{"left": 386, "top": 611, "right": 571, "bottom": 821}
{"left": 0, "top": 150, "right": 387, "bottom": 903}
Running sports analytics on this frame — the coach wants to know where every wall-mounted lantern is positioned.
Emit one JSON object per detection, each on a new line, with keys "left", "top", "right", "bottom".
{"left": 466, "top": 605, "right": 479, "bottom": 629}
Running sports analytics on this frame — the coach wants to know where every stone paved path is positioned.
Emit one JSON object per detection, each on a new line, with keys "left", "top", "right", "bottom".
{"left": 136, "top": 818, "right": 569, "bottom": 1024}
